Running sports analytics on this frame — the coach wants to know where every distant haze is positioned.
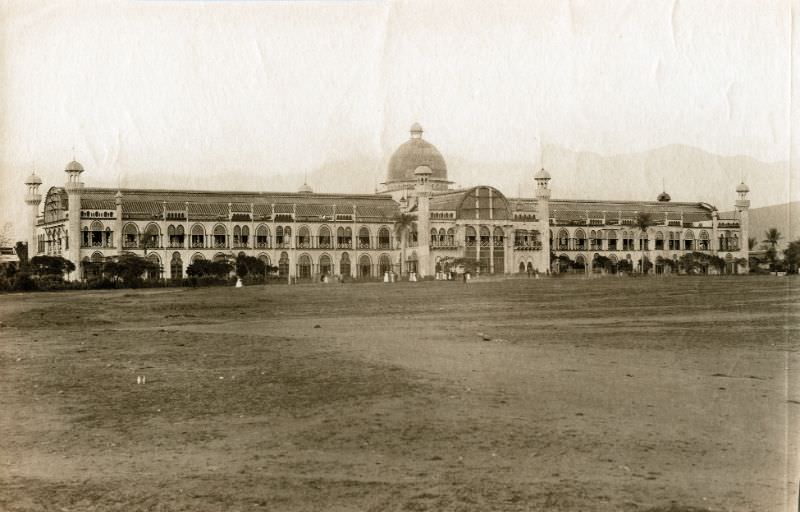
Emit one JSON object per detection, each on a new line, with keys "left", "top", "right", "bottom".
{"left": 1, "top": 1, "right": 796, "bottom": 239}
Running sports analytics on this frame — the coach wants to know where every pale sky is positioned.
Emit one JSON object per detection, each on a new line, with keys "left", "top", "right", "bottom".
{"left": 1, "top": 0, "right": 796, "bottom": 235}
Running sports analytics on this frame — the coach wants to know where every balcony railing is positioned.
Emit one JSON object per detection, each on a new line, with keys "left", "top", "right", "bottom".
{"left": 514, "top": 242, "right": 542, "bottom": 251}
{"left": 81, "top": 241, "right": 114, "bottom": 248}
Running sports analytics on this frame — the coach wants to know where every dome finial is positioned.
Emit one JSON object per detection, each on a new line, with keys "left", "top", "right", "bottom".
{"left": 298, "top": 173, "right": 313, "bottom": 194}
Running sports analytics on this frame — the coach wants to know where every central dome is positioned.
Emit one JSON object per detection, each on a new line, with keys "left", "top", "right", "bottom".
{"left": 386, "top": 124, "right": 448, "bottom": 184}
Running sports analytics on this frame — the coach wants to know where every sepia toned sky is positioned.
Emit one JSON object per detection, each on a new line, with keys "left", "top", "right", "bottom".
{"left": 0, "top": 0, "right": 796, "bottom": 235}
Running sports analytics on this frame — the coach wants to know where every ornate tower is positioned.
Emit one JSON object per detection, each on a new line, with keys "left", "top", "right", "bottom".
{"left": 414, "top": 165, "right": 433, "bottom": 277}
{"left": 534, "top": 168, "right": 551, "bottom": 272}
{"left": 24, "top": 171, "right": 43, "bottom": 256}
{"left": 64, "top": 160, "right": 85, "bottom": 275}
{"left": 115, "top": 191, "right": 123, "bottom": 255}
{"left": 735, "top": 181, "right": 750, "bottom": 270}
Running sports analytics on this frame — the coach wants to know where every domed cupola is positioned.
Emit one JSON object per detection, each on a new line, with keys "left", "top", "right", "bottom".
{"left": 657, "top": 190, "right": 671, "bottom": 202}
{"left": 25, "top": 171, "right": 42, "bottom": 186}
{"left": 65, "top": 160, "right": 84, "bottom": 172}
{"left": 385, "top": 123, "right": 449, "bottom": 192}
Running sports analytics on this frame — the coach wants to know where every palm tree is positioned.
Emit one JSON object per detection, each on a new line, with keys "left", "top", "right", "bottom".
{"left": 393, "top": 212, "right": 416, "bottom": 275}
{"left": 635, "top": 211, "right": 653, "bottom": 274}
{"left": 763, "top": 228, "right": 782, "bottom": 265}
{"left": 763, "top": 228, "right": 782, "bottom": 249}
{"left": 748, "top": 237, "right": 757, "bottom": 251}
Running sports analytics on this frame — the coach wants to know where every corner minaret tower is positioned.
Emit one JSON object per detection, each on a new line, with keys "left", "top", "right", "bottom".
{"left": 24, "top": 170, "right": 43, "bottom": 257}
{"left": 414, "top": 165, "right": 433, "bottom": 277}
{"left": 735, "top": 181, "right": 750, "bottom": 270}
{"left": 114, "top": 191, "right": 123, "bottom": 255}
{"left": 64, "top": 160, "right": 85, "bottom": 276}
{"left": 534, "top": 167, "right": 551, "bottom": 272}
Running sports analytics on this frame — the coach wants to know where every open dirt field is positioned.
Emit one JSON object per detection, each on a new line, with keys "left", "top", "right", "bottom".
{"left": 0, "top": 276, "right": 798, "bottom": 511}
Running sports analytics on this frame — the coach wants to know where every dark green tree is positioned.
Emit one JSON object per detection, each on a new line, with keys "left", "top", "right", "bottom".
{"left": 784, "top": 239, "right": 800, "bottom": 274}
{"left": 102, "top": 254, "right": 159, "bottom": 286}
{"left": 29, "top": 255, "right": 76, "bottom": 277}
{"left": 236, "top": 254, "right": 267, "bottom": 278}
{"left": 635, "top": 211, "right": 654, "bottom": 274}
{"left": 187, "top": 259, "right": 233, "bottom": 278}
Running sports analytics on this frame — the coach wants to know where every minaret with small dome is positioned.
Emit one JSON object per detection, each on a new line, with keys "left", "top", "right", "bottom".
{"left": 735, "top": 181, "right": 750, "bottom": 270}
{"left": 24, "top": 169, "right": 43, "bottom": 254}
{"left": 534, "top": 167, "right": 552, "bottom": 264}
{"left": 65, "top": 158, "right": 85, "bottom": 269}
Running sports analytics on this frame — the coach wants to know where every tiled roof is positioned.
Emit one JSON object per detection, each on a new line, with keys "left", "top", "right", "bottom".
{"left": 80, "top": 187, "right": 398, "bottom": 222}
{"left": 429, "top": 189, "right": 471, "bottom": 211}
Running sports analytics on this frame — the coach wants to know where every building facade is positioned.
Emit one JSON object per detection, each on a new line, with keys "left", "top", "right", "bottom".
{"left": 24, "top": 124, "right": 751, "bottom": 280}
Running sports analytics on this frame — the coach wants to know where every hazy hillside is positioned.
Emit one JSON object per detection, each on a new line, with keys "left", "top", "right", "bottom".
{"left": 735, "top": 202, "right": 800, "bottom": 251}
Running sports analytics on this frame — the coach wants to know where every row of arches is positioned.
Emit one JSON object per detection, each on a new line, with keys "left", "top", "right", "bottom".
{"left": 81, "top": 250, "right": 397, "bottom": 280}
{"left": 550, "top": 228, "right": 738, "bottom": 252}
{"left": 181, "top": 251, "right": 395, "bottom": 279}
{"left": 115, "top": 222, "right": 394, "bottom": 250}
{"left": 39, "top": 227, "right": 67, "bottom": 255}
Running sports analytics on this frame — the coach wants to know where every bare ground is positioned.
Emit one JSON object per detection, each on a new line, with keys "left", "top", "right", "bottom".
{"left": 0, "top": 275, "right": 797, "bottom": 511}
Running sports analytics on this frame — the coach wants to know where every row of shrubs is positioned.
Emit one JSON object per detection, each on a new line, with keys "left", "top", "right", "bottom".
{"left": 0, "top": 272, "right": 294, "bottom": 292}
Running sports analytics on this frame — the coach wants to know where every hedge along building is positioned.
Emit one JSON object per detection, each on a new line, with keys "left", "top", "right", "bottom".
{"left": 24, "top": 123, "right": 751, "bottom": 280}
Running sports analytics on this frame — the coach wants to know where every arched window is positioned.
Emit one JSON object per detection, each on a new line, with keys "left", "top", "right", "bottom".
{"left": 358, "top": 227, "right": 370, "bottom": 249}
{"left": 340, "top": 252, "right": 351, "bottom": 276}
{"left": 258, "top": 253, "right": 271, "bottom": 271}
{"left": 379, "top": 254, "right": 392, "bottom": 276}
{"left": 256, "top": 225, "right": 270, "bottom": 248}
{"left": 684, "top": 230, "right": 695, "bottom": 251}
{"left": 378, "top": 227, "right": 390, "bottom": 249}
{"left": 557, "top": 229, "right": 569, "bottom": 251}
{"left": 479, "top": 226, "right": 491, "bottom": 246}
{"left": 191, "top": 253, "right": 205, "bottom": 264}
{"left": 297, "top": 226, "right": 311, "bottom": 249}
{"left": 241, "top": 225, "right": 250, "bottom": 247}
{"left": 337, "top": 227, "right": 353, "bottom": 248}
{"left": 213, "top": 225, "right": 227, "bottom": 248}
{"left": 233, "top": 225, "right": 242, "bottom": 247}
{"left": 297, "top": 254, "right": 312, "bottom": 279}
{"left": 464, "top": 226, "right": 477, "bottom": 246}
{"left": 318, "top": 226, "right": 332, "bottom": 248}
{"left": 191, "top": 224, "right": 205, "bottom": 248}
{"left": 698, "top": 230, "right": 710, "bottom": 251}
{"left": 359, "top": 254, "right": 372, "bottom": 277}
{"left": 446, "top": 228, "right": 455, "bottom": 246}
{"left": 574, "top": 229, "right": 586, "bottom": 251}
{"left": 123, "top": 223, "right": 139, "bottom": 248}
{"left": 278, "top": 252, "right": 290, "bottom": 277}
{"left": 493, "top": 226, "right": 504, "bottom": 245}
{"left": 606, "top": 229, "right": 618, "bottom": 251}
{"left": 430, "top": 228, "right": 437, "bottom": 245}
{"left": 170, "top": 252, "right": 183, "bottom": 279}
{"left": 146, "top": 253, "right": 161, "bottom": 280}
{"left": 319, "top": 254, "right": 332, "bottom": 276}
{"left": 142, "top": 223, "right": 160, "bottom": 249}
{"left": 655, "top": 231, "right": 665, "bottom": 250}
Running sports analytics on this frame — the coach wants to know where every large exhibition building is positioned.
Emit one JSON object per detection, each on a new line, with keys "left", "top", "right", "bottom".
{"left": 23, "top": 124, "right": 751, "bottom": 280}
